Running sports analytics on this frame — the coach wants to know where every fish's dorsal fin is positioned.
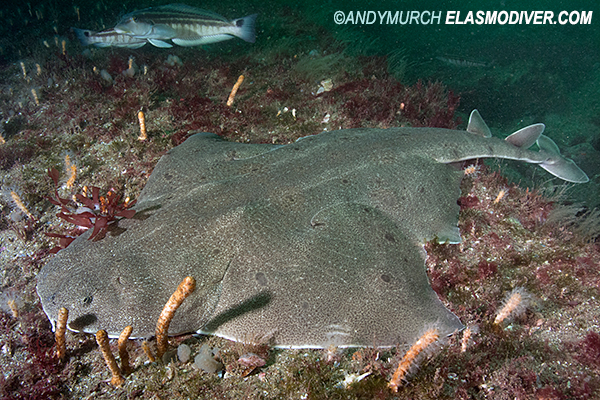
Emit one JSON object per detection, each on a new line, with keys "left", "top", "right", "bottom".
{"left": 155, "top": 4, "right": 230, "bottom": 22}
{"left": 505, "top": 123, "right": 545, "bottom": 148}
{"left": 466, "top": 109, "right": 492, "bottom": 138}
{"left": 536, "top": 135, "right": 589, "bottom": 183}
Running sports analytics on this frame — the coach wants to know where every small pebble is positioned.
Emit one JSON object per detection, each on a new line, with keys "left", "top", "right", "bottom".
{"left": 177, "top": 343, "right": 191, "bottom": 363}
{"left": 99, "top": 69, "right": 113, "bottom": 84}
{"left": 194, "top": 344, "right": 222, "bottom": 373}
{"left": 166, "top": 54, "right": 183, "bottom": 67}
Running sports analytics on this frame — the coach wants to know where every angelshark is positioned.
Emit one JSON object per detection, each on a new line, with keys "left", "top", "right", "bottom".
{"left": 36, "top": 110, "right": 587, "bottom": 348}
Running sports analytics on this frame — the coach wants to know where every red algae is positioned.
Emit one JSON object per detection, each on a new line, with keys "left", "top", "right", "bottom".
{"left": 573, "top": 331, "right": 600, "bottom": 369}
{"left": 45, "top": 168, "right": 136, "bottom": 252}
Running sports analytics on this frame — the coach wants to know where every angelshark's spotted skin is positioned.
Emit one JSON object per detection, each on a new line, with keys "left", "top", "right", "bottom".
{"left": 36, "top": 111, "right": 587, "bottom": 349}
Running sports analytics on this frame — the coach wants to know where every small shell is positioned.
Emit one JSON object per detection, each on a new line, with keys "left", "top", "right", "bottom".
{"left": 238, "top": 352, "right": 266, "bottom": 368}
{"left": 238, "top": 353, "right": 266, "bottom": 377}
{"left": 320, "top": 79, "right": 333, "bottom": 91}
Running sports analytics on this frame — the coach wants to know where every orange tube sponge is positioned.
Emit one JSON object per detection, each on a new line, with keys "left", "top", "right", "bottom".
{"left": 388, "top": 328, "right": 439, "bottom": 392}
{"left": 137, "top": 111, "right": 147, "bottom": 141}
{"left": 96, "top": 330, "right": 125, "bottom": 386}
{"left": 155, "top": 276, "right": 196, "bottom": 359}
{"left": 142, "top": 340, "right": 156, "bottom": 363}
{"left": 118, "top": 326, "right": 133, "bottom": 375}
{"left": 55, "top": 307, "right": 68, "bottom": 359}
{"left": 226, "top": 75, "right": 244, "bottom": 107}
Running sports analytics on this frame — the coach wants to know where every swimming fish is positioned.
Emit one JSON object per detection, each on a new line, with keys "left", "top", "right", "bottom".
{"left": 36, "top": 110, "right": 588, "bottom": 349}
{"left": 113, "top": 4, "right": 257, "bottom": 48}
{"left": 436, "top": 56, "right": 492, "bottom": 68}
{"left": 72, "top": 28, "right": 148, "bottom": 49}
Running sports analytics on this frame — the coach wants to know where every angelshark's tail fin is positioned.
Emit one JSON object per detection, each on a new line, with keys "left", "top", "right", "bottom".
{"left": 536, "top": 135, "right": 589, "bottom": 183}
{"left": 469, "top": 109, "right": 589, "bottom": 183}
{"left": 503, "top": 122, "right": 589, "bottom": 183}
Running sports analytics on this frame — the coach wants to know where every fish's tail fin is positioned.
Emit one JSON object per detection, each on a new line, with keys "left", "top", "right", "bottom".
{"left": 536, "top": 135, "right": 589, "bottom": 183}
{"left": 232, "top": 14, "right": 258, "bottom": 43}
{"left": 72, "top": 28, "right": 95, "bottom": 46}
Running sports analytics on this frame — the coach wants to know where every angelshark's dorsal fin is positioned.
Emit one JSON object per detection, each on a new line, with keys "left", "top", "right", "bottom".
{"left": 536, "top": 134, "right": 589, "bottom": 183}
{"left": 505, "top": 124, "right": 545, "bottom": 148}
{"left": 466, "top": 110, "right": 492, "bottom": 138}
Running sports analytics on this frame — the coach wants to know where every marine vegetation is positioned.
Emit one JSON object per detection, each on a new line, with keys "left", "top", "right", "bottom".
{"left": 45, "top": 167, "right": 136, "bottom": 252}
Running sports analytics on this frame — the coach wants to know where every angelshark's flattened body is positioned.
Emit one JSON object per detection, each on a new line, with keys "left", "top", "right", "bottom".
{"left": 36, "top": 111, "right": 588, "bottom": 348}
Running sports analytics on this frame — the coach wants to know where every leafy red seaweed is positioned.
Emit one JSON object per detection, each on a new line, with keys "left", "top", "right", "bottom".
{"left": 45, "top": 168, "right": 136, "bottom": 253}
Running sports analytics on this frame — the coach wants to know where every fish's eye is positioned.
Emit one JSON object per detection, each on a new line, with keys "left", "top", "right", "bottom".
{"left": 130, "top": 16, "right": 136, "bottom": 22}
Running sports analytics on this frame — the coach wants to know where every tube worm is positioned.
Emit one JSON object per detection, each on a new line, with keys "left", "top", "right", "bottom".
{"left": 494, "top": 287, "right": 531, "bottom": 325}
{"left": 10, "top": 190, "right": 33, "bottom": 219}
{"left": 64, "top": 154, "right": 77, "bottom": 189}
